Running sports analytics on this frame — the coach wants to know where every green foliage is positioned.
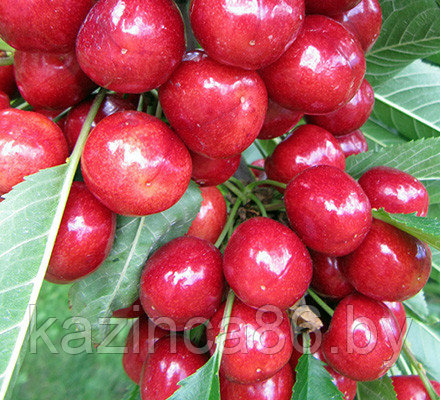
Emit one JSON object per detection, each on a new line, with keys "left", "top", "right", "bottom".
{"left": 356, "top": 376, "right": 398, "bottom": 400}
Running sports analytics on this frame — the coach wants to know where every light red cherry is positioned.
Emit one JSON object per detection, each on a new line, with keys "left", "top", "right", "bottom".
{"left": 191, "top": 152, "right": 241, "bottom": 187}
{"left": 0, "top": 91, "right": 9, "bottom": 109}
{"left": 82, "top": 111, "right": 192, "bottom": 216}
{"left": 76, "top": 0, "right": 185, "bottom": 93}
{"left": 260, "top": 15, "right": 365, "bottom": 115}
{"left": 284, "top": 165, "right": 372, "bottom": 256}
{"left": 113, "top": 299, "right": 144, "bottom": 319}
{"left": 335, "top": 129, "right": 368, "bottom": 157}
{"left": 159, "top": 51, "right": 268, "bottom": 159}
{"left": 392, "top": 376, "right": 440, "bottom": 400}
{"left": 305, "top": 0, "right": 361, "bottom": 15}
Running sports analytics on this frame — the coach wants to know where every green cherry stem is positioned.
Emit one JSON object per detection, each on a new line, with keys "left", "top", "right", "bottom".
{"left": 155, "top": 101, "right": 162, "bottom": 119}
{"left": 248, "top": 193, "right": 267, "bottom": 217}
{"left": 0, "top": 38, "right": 15, "bottom": 53}
{"left": 307, "top": 289, "right": 334, "bottom": 317}
{"left": 0, "top": 54, "right": 14, "bottom": 66}
{"left": 53, "top": 107, "right": 71, "bottom": 123}
{"left": 223, "top": 181, "right": 247, "bottom": 203}
{"left": 245, "top": 179, "right": 287, "bottom": 192}
{"left": 248, "top": 164, "right": 265, "bottom": 171}
{"left": 215, "top": 198, "right": 243, "bottom": 248}
{"left": 137, "top": 93, "right": 145, "bottom": 112}
{"left": 216, "top": 290, "right": 235, "bottom": 354}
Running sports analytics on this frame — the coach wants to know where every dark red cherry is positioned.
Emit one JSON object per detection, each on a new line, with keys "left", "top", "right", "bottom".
{"left": 306, "top": 80, "right": 374, "bottom": 136}
{"left": 0, "top": 91, "right": 9, "bottom": 109}
{"left": 265, "top": 124, "right": 345, "bottom": 187}
{"left": 0, "top": 53, "right": 16, "bottom": 96}
{"left": 359, "top": 166, "right": 429, "bottom": 217}
{"left": 223, "top": 217, "right": 312, "bottom": 310}
{"left": 76, "top": 0, "right": 185, "bottom": 93}
{"left": 284, "top": 165, "right": 372, "bottom": 256}
{"left": 322, "top": 293, "right": 402, "bottom": 381}
{"left": 250, "top": 159, "right": 267, "bottom": 181}
{"left": 392, "top": 376, "right": 440, "bottom": 400}
{"left": 82, "top": 111, "right": 192, "bottom": 216}
{"left": 0, "top": 109, "right": 68, "bottom": 195}
{"left": 159, "top": 51, "right": 268, "bottom": 159}
{"left": 191, "top": 152, "right": 241, "bottom": 187}
{"left": 305, "top": 0, "right": 361, "bottom": 15}
{"left": 207, "top": 299, "right": 293, "bottom": 384}
{"left": 384, "top": 301, "right": 407, "bottom": 335}
{"left": 113, "top": 299, "right": 144, "bottom": 319}
{"left": 14, "top": 50, "right": 96, "bottom": 109}
{"left": 335, "top": 129, "right": 368, "bottom": 157}
{"left": 260, "top": 15, "right": 365, "bottom": 115}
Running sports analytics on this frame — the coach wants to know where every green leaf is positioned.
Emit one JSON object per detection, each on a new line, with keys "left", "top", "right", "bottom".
{"left": 356, "top": 376, "right": 398, "bottom": 400}
{"left": 68, "top": 181, "right": 202, "bottom": 344}
{"left": 404, "top": 291, "right": 430, "bottom": 322}
{"left": 122, "top": 384, "right": 140, "bottom": 400}
{"left": 361, "top": 119, "right": 407, "bottom": 151}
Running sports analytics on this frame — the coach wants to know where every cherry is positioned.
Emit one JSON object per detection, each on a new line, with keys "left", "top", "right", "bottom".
{"left": 76, "top": 0, "right": 185, "bottom": 94}
{"left": 384, "top": 301, "right": 407, "bottom": 335}
{"left": 122, "top": 316, "right": 168, "bottom": 383}
{"left": 341, "top": 219, "right": 431, "bottom": 302}
{"left": 14, "top": 50, "right": 96, "bottom": 110}
{"left": 0, "top": 91, "right": 9, "bottom": 109}
{"left": 190, "top": 0, "right": 304, "bottom": 70}
{"left": 391, "top": 376, "right": 440, "bottom": 400}
{"left": 335, "top": 129, "right": 368, "bottom": 157}
{"left": 223, "top": 217, "right": 312, "bottom": 310}
{"left": 332, "top": 0, "right": 382, "bottom": 53}
{"left": 81, "top": 111, "right": 192, "bottom": 216}
{"left": 284, "top": 165, "right": 372, "bottom": 256}
{"left": 187, "top": 186, "right": 227, "bottom": 244}
{"left": 0, "top": 109, "right": 68, "bottom": 195}
{"left": 0, "top": 53, "right": 16, "bottom": 96}
{"left": 191, "top": 152, "right": 241, "bottom": 187}
{"left": 306, "top": 80, "right": 374, "bottom": 136}
{"left": 260, "top": 15, "right": 365, "bottom": 115}
{"left": 265, "top": 124, "right": 346, "bottom": 187}
{"left": 250, "top": 159, "right": 267, "bottom": 181}
{"left": 207, "top": 299, "right": 293, "bottom": 383}
{"left": 159, "top": 51, "right": 268, "bottom": 159}
{"left": 305, "top": 0, "right": 361, "bottom": 15}
{"left": 358, "top": 166, "right": 429, "bottom": 217}
{"left": 113, "top": 299, "right": 144, "bottom": 319}
{"left": 322, "top": 293, "right": 402, "bottom": 381}
{"left": 140, "top": 236, "right": 224, "bottom": 331}
{"left": 140, "top": 335, "right": 208, "bottom": 400}
{"left": 220, "top": 363, "right": 294, "bottom": 400}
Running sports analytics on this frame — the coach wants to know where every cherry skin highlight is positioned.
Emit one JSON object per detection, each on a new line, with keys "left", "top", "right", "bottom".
{"left": 191, "top": 152, "right": 241, "bottom": 187}
{"left": 223, "top": 217, "right": 313, "bottom": 310}
{"left": 335, "top": 129, "right": 368, "bottom": 157}
{"left": 391, "top": 376, "right": 440, "bottom": 400}
{"left": 284, "top": 165, "right": 372, "bottom": 256}
{"left": 159, "top": 51, "right": 268, "bottom": 159}
{"left": 0, "top": 91, "right": 9, "bottom": 109}
{"left": 305, "top": 0, "right": 361, "bottom": 15}
{"left": 260, "top": 15, "right": 365, "bottom": 115}
{"left": 81, "top": 111, "right": 192, "bottom": 216}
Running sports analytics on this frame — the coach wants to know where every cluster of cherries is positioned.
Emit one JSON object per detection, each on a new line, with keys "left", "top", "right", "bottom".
{"left": 0, "top": 0, "right": 438, "bottom": 399}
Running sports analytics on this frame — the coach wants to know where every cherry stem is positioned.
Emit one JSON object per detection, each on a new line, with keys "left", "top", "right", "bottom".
{"left": 224, "top": 180, "right": 267, "bottom": 217}
{"left": 248, "top": 164, "right": 264, "bottom": 171}
{"left": 253, "top": 140, "right": 267, "bottom": 158}
{"left": 0, "top": 38, "right": 14, "bottom": 53}
{"left": 155, "top": 101, "right": 162, "bottom": 119}
{"left": 302, "top": 332, "right": 311, "bottom": 354}
{"left": 307, "top": 289, "right": 334, "bottom": 317}
{"left": 137, "top": 93, "right": 145, "bottom": 112}
{"left": 13, "top": 101, "right": 31, "bottom": 110}
{"left": 245, "top": 179, "right": 286, "bottom": 191}
{"left": 223, "top": 181, "right": 247, "bottom": 203}
{"left": 0, "top": 55, "right": 14, "bottom": 66}
{"left": 215, "top": 198, "right": 243, "bottom": 248}
{"left": 215, "top": 290, "right": 235, "bottom": 356}
{"left": 53, "top": 108, "right": 71, "bottom": 123}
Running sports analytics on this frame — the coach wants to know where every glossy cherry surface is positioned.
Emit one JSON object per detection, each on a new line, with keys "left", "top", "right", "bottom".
{"left": 384, "top": 301, "right": 407, "bottom": 335}
{"left": 306, "top": 80, "right": 374, "bottom": 136}
{"left": 207, "top": 299, "right": 293, "bottom": 384}
{"left": 113, "top": 299, "right": 144, "bottom": 319}
{"left": 305, "top": 0, "right": 361, "bottom": 14}
{"left": 190, "top": 0, "right": 304, "bottom": 70}
{"left": 335, "top": 129, "right": 368, "bottom": 157}
{"left": 159, "top": 51, "right": 268, "bottom": 159}
{"left": 284, "top": 165, "right": 372, "bottom": 256}
{"left": 14, "top": 50, "right": 96, "bottom": 109}
{"left": 359, "top": 166, "right": 429, "bottom": 216}
{"left": 76, "top": 0, "right": 185, "bottom": 93}
{"left": 191, "top": 152, "right": 241, "bottom": 187}
{"left": 82, "top": 111, "right": 192, "bottom": 216}
{"left": 322, "top": 293, "right": 402, "bottom": 381}
{"left": 0, "top": 109, "right": 68, "bottom": 195}
{"left": 342, "top": 219, "right": 431, "bottom": 302}
{"left": 260, "top": 15, "right": 365, "bottom": 115}
{"left": 0, "top": 91, "right": 9, "bottom": 109}
{"left": 265, "top": 124, "right": 345, "bottom": 186}
{"left": 223, "top": 217, "right": 312, "bottom": 309}
{"left": 391, "top": 376, "right": 440, "bottom": 400}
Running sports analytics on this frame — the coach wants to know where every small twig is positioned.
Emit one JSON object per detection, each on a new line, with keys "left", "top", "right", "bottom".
{"left": 307, "top": 289, "right": 334, "bottom": 317}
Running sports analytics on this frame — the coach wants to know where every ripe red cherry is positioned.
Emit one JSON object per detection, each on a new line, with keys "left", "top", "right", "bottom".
{"left": 122, "top": 316, "right": 168, "bottom": 383}
{"left": 14, "top": 51, "right": 96, "bottom": 109}
{"left": 140, "top": 236, "right": 224, "bottom": 331}
{"left": 187, "top": 186, "right": 227, "bottom": 244}
{"left": 45, "top": 182, "right": 116, "bottom": 283}
{"left": 250, "top": 159, "right": 267, "bottom": 181}
{"left": 392, "top": 376, "right": 440, "bottom": 400}
{"left": 0, "top": 109, "right": 68, "bottom": 195}
{"left": 191, "top": 152, "right": 241, "bottom": 186}
{"left": 260, "top": 15, "right": 365, "bottom": 115}
{"left": 190, "top": 0, "right": 304, "bottom": 70}
{"left": 207, "top": 299, "right": 293, "bottom": 384}
{"left": 220, "top": 363, "right": 294, "bottom": 400}
{"left": 335, "top": 129, "right": 368, "bottom": 157}
{"left": 265, "top": 124, "right": 346, "bottom": 187}
{"left": 285, "top": 165, "right": 372, "bottom": 256}
{"left": 159, "top": 51, "right": 268, "bottom": 159}
{"left": 140, "top": 336, "right": 208, "bottom": 400}
{"left": 306, "top": 80, "right": 374, "bottom": 136}
{"left": 76, "top": 0, "right": 185, "bottom": 93}
{"left": 0, "top": 91, "right": 9, "bottom": 109}
{"left": 113, "top": 298, "right": 144, "bottom": 319}
{"left": 0, "top": 0, "right": 94, "bottom": 53}
{"left": 223, "top": 217, "right": 312, "bottom": 310}
{"left": 0, "top": 53, "right": 16, "bottom": 96}
{"left": 359, "top": 166, "right": 429, "bottom": 217}
{"left": 305, "top": 0, "right": 361, "bottom": 15}
{"left": 332, "top": 0, "right": 382, "bottom": 53}
{"left": 341, "top": 219, "right": 431, "bottom": 302}
{"left": 82, "top": 111, "right": 192, "bottom": 216}
{"left": 322, "top": 293, "right": 402, "bottom": 381}
{"left": 384, "top": 301, "right": 407, "bottom": 335}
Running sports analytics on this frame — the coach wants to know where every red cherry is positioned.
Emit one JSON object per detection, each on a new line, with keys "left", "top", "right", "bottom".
{"left": 207, "top": 299, "right": 293, "bottom": 383}
{"left": 187, "top": 186, "right": 227, "bottom": 244}
{"left": 76, "top": 0, "right": 185, "bottom": 93}
{"left": 335, "top": 129, "right": 368, "bottom": 157}
{"left": 82, "top": 111, "right": 192, "bottom": 216}
{"left": 140, "top": 335, "right": 208, "bottom": 400}
{"left": 159, "top": 51, "right": 268, "bottom": 159}
{"left": 113, "top": 299, "right": 144, "bottom": 319}
{"left": 260, "top": 15, "right": 365, "bottom": 115}
{"left": 250, "top": 159, "right": 267, "bottom": 181}
{"left": 0, "top": 109, "right": 68, "bottom": 195}
{"left": 190, "top": 0, "right": 304, "bottom": 70}
{"left": 384, "top": 301, "right": 407, "bottom": 335}
{"left": 0, "top": 53, "right": 16, "bottom": 96}
{"left": 285, "top": 165, "right": 372, "bottom": 256}
{"left": 322, "top": 293, "right": 402, "bottom": 381}
{"left": 306, "top": 80, "right": 374, "bottom": 136}
{"left": 0, "top": 91, "right": 9, "bottom": 109}
{"left": 191, "top": 152, "right": 241, "bottom": 186}
{"left": 33, "top": 108, "right": 67, "bottom": 131}
{"left": 223, "top": 217, "right": 312, "bottom": 310}
{"left": 392, "top": 376, "right": 440, "bottom": 400}
{"left": 359, "top": 166, "right": 429, "bottom": 217}
{"left": 305, "top": 0, "right": 361, "bottom": 15}
{"left": 265, "top": 124, "right": 345, "bottom": 187}
{"left": 14, "top": 50, "right": 96, "bottom": 109}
